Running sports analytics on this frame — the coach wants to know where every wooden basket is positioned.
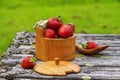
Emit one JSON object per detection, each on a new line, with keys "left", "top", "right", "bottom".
{"left": 35, "top": 27, "right": 76, "bottom": 61}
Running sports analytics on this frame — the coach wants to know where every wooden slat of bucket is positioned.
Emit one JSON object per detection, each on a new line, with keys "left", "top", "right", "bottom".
{"left": 36, "top": 27, "right": 49, "bottom": 60}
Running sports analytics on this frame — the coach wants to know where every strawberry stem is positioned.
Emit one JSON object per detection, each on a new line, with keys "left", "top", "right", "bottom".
{"left": 56, "top": 16, "right": 61, "bottom": 18}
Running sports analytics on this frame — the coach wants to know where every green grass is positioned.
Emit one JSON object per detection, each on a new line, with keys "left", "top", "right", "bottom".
{"left": 0, "top": 0, "right": 120, "bottom": 57}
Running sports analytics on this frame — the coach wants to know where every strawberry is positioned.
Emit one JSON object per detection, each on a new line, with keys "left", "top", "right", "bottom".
{"left": 82, "top": 41, "right": 98, "bottom": 49}
{"left": 21, "top": 56, "right": 36, "bottom": 69}
{"left": 43, "top": 29, "right": 56, "bottom": 38}
{"left": 46, "top": 17, "right": 63, "bottom": 32}
{"left": 87, "top": 41, "right": 98, "bottom": 49}
{"left": 58, "top": 24, "right": 74, "bottom": 38}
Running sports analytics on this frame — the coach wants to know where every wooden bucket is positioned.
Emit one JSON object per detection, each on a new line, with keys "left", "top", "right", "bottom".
{"left": 35, "top": 27, "right": 76, "bottom": 61}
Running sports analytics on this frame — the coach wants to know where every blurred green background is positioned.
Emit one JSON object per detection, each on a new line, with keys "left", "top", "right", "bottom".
{"left": 0, "top": 0, "right": 120, "bottom": 57}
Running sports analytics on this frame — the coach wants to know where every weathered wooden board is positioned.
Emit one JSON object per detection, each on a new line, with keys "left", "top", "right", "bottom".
{"left": 0, "top": 32, "right": 120, "bottom": 80}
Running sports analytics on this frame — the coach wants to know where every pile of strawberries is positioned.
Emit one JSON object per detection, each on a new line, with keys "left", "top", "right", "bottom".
{"left": 43, "top": 17, "right": 74, "bottom": 38}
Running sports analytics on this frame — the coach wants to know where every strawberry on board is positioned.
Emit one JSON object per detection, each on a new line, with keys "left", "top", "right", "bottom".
{"left": 21, "top": 56, "right": 36, "bottom": 69}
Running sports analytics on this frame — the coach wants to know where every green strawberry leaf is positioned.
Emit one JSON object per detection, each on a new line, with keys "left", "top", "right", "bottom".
{"left": 82, "top": 43, "right": 87, "bottom": 49}
{"left": 30, "top": 57, "right": 36, "bottom": 63}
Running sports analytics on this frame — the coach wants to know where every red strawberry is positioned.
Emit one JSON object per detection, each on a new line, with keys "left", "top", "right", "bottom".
{"left": 46, "top": 17, "right": 63, "bottom": 32}
{"left": 82, "top": 41, "right": 98, "bottom": 49}
{"left": 58, "top": 24, "right": 74, "bottom": 38}
{"left": 21, "top": 56, "right": 36, "bottom": 69}
{"left": 43, "top": 29, "right": 56, "bottom": 38}
{"left": 87, "top": 41, "right": 98, "bottom": 49}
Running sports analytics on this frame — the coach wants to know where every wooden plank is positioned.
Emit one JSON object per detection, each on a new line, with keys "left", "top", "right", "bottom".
{"left": 73, "top": 57, "right": 120, "bottom": 67}
{"left": 100, "top": 51, "right": 120, "bottom": 56}
{"left": 76, "top": 34, "right": 120, "bottom": 40}
{"left": 4, "top": 64, "right": 120, "bottom": 80}
{"left": 8, "top": 70, "right": 120, "bottom": 80}
{"left": 105, "top": 47, "right": 120, "bottom": 51}
{"left": 81, "top": 66, "right": 120, "bottom": 71}
{"left": 76, "top": 39, "right": 120, "bottom": 43}
{"left": 76, "top": 34, "right": 120, "bottom": 37}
